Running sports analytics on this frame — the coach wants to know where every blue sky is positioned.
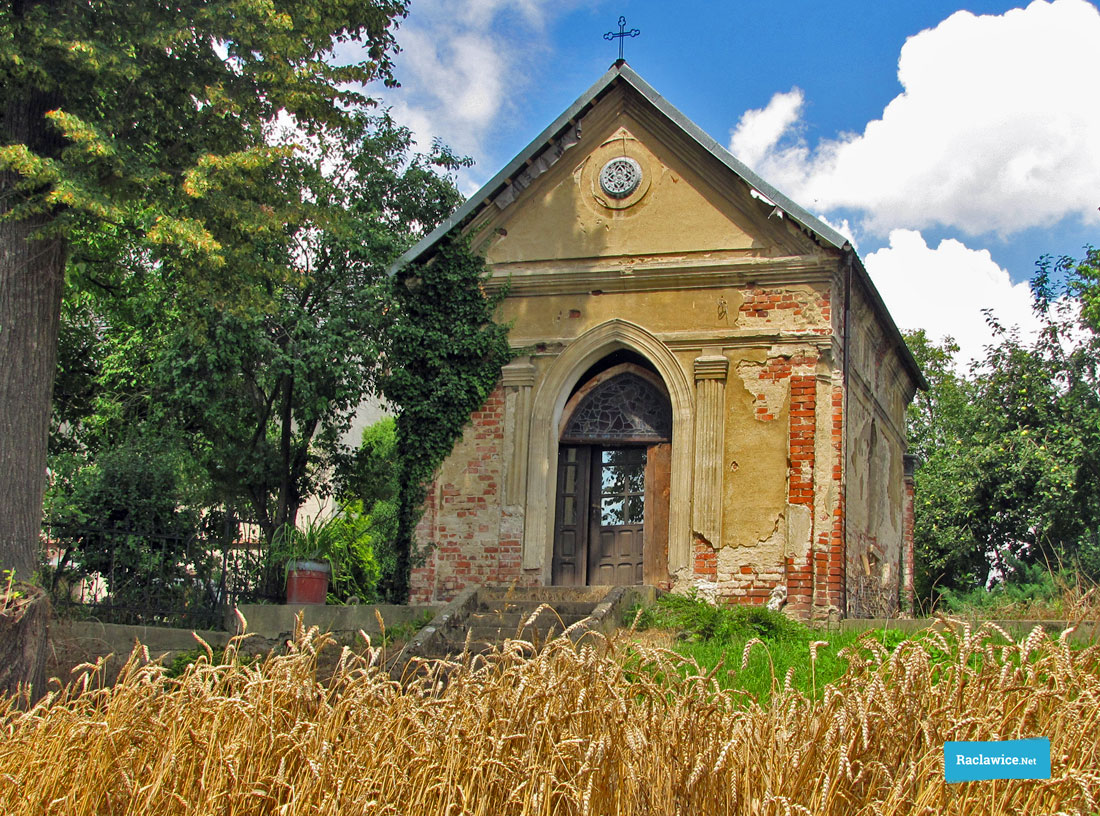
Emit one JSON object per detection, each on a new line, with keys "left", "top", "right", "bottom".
{"left": 363, "top": 0, "right": 1100, "bottom": 364}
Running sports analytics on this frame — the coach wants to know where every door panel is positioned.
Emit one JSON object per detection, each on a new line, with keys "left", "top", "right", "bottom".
{"left": 553, "top": 445, "right": 649, "bottom": 587}
{"left": 552, "top": 446, "right": 590, "bottom": 586}
{"left": 588, "top": 448, "right": 645, "bottom": 586}
{"left": 643, "top": 442, "right": 671, "bottom": 586}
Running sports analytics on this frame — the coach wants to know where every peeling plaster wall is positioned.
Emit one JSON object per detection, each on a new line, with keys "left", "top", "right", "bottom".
{"left": 680, "top": 285, "right": 838, "bottom": 614}
{"left": 407, "top": 80, "right": 918, "bottom": 617}
{"left": 843, "top": 282, "right": 919, "bottom": 617}
{"left": 726, "top": 350, "right": 790, "bottom": 554}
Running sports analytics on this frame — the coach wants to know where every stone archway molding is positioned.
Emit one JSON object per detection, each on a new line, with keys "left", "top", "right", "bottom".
{"left": 521, "top": 319, "right": 695, "bottom": 579}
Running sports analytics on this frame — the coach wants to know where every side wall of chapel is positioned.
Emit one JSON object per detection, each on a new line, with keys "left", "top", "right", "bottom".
{"left": 841, "top": 278, "right": 919, "bottom": 617}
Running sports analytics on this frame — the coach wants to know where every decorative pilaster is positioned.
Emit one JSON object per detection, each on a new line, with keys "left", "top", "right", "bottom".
{"left": 692, "top": 353, "right": 728, "bottom": 548}
{"left": 501, "top": 359, "right": 537, "bottom": 505}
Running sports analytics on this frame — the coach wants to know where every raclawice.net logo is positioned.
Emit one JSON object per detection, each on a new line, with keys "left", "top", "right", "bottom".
{"left": 945, "top": 738, "right": 1052, "bottom": 783}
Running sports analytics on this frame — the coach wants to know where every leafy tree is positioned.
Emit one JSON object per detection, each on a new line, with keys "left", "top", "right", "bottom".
{"left": 46, "top": 111, "right": 467, "bottom": 607}
{"left": 903, "top": 331, "right": 987, "bottom": 598}
{"left": 141, "top": 114, "right": 464, "bottom": 543}
{"left": 1, "top": 0, "right": 407, "bottom": 694}
{"left": 906, "top": 249, "right": 1100, "bottom": 602}
{"left": 44, "top": 437, "right": 207, "bottom": 623}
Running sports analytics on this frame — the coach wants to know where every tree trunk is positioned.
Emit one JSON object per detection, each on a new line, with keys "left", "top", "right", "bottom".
{"left": 0, "top": 209, "right": 64, "bottom": 581}
{"left": 1, "top": 79, "right": 66, "bottom": 695}
{"left": 0, "top": 583, "right": 50, "bottom": 704}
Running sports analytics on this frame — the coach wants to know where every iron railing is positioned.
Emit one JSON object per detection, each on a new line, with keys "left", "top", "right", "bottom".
{"left": 42, "top": 515, "right": 280, "bottom": 629}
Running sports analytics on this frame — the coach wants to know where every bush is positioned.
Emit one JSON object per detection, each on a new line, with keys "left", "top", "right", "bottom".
{"left": 630, "top": 590, "right": 807, "bottom": 643}
{"left": 335, "top": 418, "right": 399, "bottom": 596}
{"left": 44, "top": 439, "right": 205, "bottom": 619}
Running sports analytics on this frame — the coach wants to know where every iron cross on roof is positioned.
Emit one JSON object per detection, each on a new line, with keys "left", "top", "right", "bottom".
{"left": 604, "top": 15, "right": 640, "bottom": 63}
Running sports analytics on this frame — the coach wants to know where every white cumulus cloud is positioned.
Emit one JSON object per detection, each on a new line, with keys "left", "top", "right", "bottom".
{"left": 339, "top": 0, "right": 584, "bottom": 187}
{"left": 729, "top": 88, "right": 805, "bottom": 171}
{"left": 865, "top": 230, "right": 1042, "bottom": 366}
{"left": 730, "top": 0, "right": 1100, "bottom": 238}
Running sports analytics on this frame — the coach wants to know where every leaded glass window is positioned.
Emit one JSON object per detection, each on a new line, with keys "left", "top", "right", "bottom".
{"left": 561, "top": 372, "right": 671, "bottom": 443}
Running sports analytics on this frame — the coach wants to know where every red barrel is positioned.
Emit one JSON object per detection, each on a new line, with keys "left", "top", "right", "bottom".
{"left": 285, "top": 560, "right": 330, "bottom": 604}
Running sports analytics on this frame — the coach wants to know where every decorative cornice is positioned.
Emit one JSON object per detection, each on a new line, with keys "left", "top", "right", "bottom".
{"left": 485, "top": 255, "right": 838, "bottom": 297}
{"left": 509, "top": 329, "right": 836, "bottom": 352}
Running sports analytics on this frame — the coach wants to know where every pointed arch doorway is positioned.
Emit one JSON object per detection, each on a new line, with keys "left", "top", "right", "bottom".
{"left": 551, "top": 361, "right": 672, "bottom": 586}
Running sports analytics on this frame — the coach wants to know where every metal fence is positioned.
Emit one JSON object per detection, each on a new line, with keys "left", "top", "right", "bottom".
{"left": 42, "top": 516, "right": 281, "bottom": 630}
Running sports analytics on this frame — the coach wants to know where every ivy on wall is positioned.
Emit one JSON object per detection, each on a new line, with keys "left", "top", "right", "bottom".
{"left": 379, "top": 233, "right": 512, "bottom": 602}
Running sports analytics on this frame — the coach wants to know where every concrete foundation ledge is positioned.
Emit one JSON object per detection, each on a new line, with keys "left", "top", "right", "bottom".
{"left": 231, "top": 603, "right": 440, "bottom": 639}
{"left": 52, "top": 620, "right": 231, "bottom": 657}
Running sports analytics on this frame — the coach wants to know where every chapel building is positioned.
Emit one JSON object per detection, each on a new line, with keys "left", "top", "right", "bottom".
{"left": 396, "top": 63, "right": 925, "bottom": 619}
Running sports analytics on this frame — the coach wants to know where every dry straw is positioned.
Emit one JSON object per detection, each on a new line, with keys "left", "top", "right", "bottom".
{"left": 1, "top": 617, "right": 1098, "bottom": 815}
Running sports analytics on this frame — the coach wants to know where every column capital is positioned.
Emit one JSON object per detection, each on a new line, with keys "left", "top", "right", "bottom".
{"left": 501, "top": 360, "right": 537, "bottom": 388}
{"left": 903, "top": 453, "right": 918, "bottom": 479}
{"left": 694, "top": 355, "right": 729, "bottom": 381}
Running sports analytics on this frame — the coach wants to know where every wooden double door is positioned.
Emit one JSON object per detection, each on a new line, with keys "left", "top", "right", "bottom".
{"left": 551, "top": 443, "right": 670, "bottom": 586}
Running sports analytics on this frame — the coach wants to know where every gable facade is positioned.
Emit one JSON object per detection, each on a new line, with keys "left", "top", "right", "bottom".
{"left": 403, "top": 66, "right": 923, "bottom": 619}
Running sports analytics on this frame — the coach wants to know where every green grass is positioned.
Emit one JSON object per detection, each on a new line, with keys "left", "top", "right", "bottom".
{"left": 627, "top": 592, "right": 912, "bottom": 703}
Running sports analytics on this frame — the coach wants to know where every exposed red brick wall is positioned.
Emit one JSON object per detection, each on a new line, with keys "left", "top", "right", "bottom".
{"left": 817, "top": 384, "right": 846, "bottom": 617}
{"left": 408, "top": 386, "right": 534, "bottom": 604}
{"left": 739, "top": 289, "right": 829, "bottom": 321}
{"left": 784, "top": 374, "right": 817, "bottom": 616}
{"left": 787, "top": 375, "right": 816, "bottom": 507}
{"left": 724, "top": 566, "right": 785, "bottom": 606}
{"left": 693, "top": 538, "right": 717, "bottom": 580}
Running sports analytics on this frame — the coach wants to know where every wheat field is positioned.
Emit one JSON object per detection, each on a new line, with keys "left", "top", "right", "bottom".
{"left": 1, "top": 618, "right": 1098, "bottom": 815}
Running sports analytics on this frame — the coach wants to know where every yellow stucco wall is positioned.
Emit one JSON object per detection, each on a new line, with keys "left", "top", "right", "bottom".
{"left": 410, "top": 79, "right": 920, "bottom": 619}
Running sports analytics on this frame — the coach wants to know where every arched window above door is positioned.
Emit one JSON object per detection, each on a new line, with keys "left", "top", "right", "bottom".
{"left": 560, "top": 365, "right": 672, "bottom": 444}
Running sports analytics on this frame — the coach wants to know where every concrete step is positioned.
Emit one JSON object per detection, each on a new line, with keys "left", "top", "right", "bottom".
{"left": 465, "top": 610, "right": 593, "bottom": 629}
{"left": 478, "top": 586, "right": 614, "bottom": 604}
{"left": 392, "top": 586, "right": 660, "bottom": 683}
{"left": 463, "top": 621, "right": 588, "bottom": 640}
{"left": 473, "top": 600, "right": 601, "bottom": 617}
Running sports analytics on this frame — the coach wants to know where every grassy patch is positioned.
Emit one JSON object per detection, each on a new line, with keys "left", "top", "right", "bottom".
{"left": 629, "top": 591, "right": 912, "bottom": 702}
{"left": 935, "top": 566, "right": 1099, "bottom": 621}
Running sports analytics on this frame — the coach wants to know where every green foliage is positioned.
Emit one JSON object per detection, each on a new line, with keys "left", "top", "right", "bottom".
{"left": 323, "top": 504, "right": 382, "bottom": 604}
{"left": 1, "top": 0, "right": 415, "bottom": 593}
{"left": 2, "top": 0, "right": 409, "bottom": 266}
{"left": 336, "top": 418, "right": 400, "bottom": 593}
{"left": 1051, "top": 245, "right": 1100, "bottom": 331}
{"left": 52, "top": 113, "right": 467, "bottom": 547}
{"left": 630, "top": 591, "right": 807, "bottom": 643}
{"left": 164, "top": 646, "right": 260, "bottom": 679}
{"left": 269, "top": 508, "right": 380, "bottom": 603}
{"left": 379, "top": 235, "right": 514, "bottom": 602}
{"left": 627, "top": 591, "right": 913, "bottom": 703}
{"left": 905, "top": 248, "right": 1100, "bottom": 603}
{"left": 43, "top": 438, "right": 204, "bottom": 616}
{"left": 377, "top": 607, "right": 436, "bottom": 646}
{"left": 937, "top": 559, "right": 1061, "bottom": 617}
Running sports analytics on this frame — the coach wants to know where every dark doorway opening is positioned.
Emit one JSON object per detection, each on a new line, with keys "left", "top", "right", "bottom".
{"left": 551, "top": 360, "right": 671, "bottom": 586}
